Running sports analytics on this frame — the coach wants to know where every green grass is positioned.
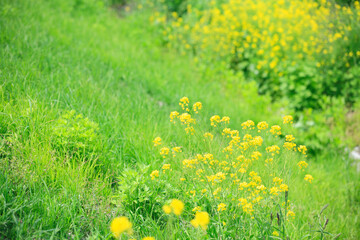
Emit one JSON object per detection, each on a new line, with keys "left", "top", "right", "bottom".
{"left": 0, "top": 0, "right": 359, "bottom": 239}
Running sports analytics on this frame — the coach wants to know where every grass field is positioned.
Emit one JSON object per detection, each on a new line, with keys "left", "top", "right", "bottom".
{"left": 0, "top": 0, "right": 359, "bottom": 239}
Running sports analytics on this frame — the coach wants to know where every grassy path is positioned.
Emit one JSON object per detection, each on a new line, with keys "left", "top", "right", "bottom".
{"left": 0, "top": 0, "right": 359, "bottom": 239}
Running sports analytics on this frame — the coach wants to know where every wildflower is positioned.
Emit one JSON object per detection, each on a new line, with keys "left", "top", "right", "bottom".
{"left": 179, "top": 113, "right": 195, "bottom": 125}
{"left": 210, "top": 115, "right": 221, "bottom": 127}
{"left": 285, "top": 135, "right": 295, "bottom": 142}
{"left": 257, "top": 121, "right": 269, "bottom": 130}
{"left": 270, "top": 187, "right": 280, "bottom": 195}
{"left": 297, "top": 161, "right": 308, "bottom": 170}
{"left": 150, "top": 170, "right": 159, "bottom": 180}
{"left": 273, "top": 177, "right": 283, "bottom": 184}
{"left": 185, "top": 126, "right": 195, "bottom": 135}
{"left": 179, "top": 97, "right": 189, "bottom": 110}
{"left": 217, "top": 203, "right": 227, "bottom": 212}
{"left": 304, "top": 174, "right": 314, "bottom": 183}
{"left": 160, "top": 147, "right": 170, "bottom": 158}
{"left": 283, "top": 142, "right": 296, "bottom": 150}
{"left": 266, "top": 145, "right": 280, "bottom": 155}
{"left": 287, "top": 210, "right": 296, "bottom": 219}
{"left": 283, "top": 115, "right": 293, "bottom": 124}
{"left": 142, "top": 237, "right": 155, "bottom": 240}
{"left": 192, "top": 206, "right": 201, "bottom": 212}
{"left": 273, "top": 231, "right": 280, "bottom": 237}
{"left": 193, "top": 102, "right": 202, "bottom": 113}
{"left": 270, "top": 125, "right": 281, "bottom": 136}
{"left": 241, "top": 120, "right": 255, "bottom": 129}
{"left": 110, "top": 217, "right": 133, "bottom": 238}
{"left": 280, "top": 184, "right": 289, "bottom": 192}
{"left": 180, "top": 177, "right": 186, "bottom": 181}
{"left": 190, "top": 211, "right": 210, "bottom": 230}
{"left": 162, "top": 164, "right": 171, "bottom": 173}
{"left": 220, "top": 116, "right": 230, "bottom": 124}
{"left": 162, "top": 205, "right": 172, "bottom": 214}
{"left": 170, "top": 199, "right": 184, "bottom": 216}
{"left": 298, "top": 145, "right": 307, "bottom": 155}
{"left": 204, "top": 132, "right": 214, "bottom": 140}
{"left": 170, "top": 111, "right": 179, "bottom": 123}
{"left": 153, "top": 137, "right": 162, "bottom": 147}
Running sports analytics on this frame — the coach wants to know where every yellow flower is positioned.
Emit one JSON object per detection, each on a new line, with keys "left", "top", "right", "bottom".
{"left": 150, "top": 170, "right": 159, "bottom": 180}
{"left": 170, "top": 199, "right": 184, "bottom": 216}
{"left": 110, "top": 217, "right": 133, "bottom": 238}
{"left": 153, "top": 137, "right": 162, "bottom": 147}
{"left": 287, "top": 210, "right": 296, "bottom": 219}
{"left": 285, "top": 135, "right": 295, "bottom": 142}
{"left": 297, "top": 161, "right": 308, "bottom": 170}
{"left": 273, "top": 231, "right": 279, "bottom": 237}
{"left": 160, "top": 147, "right": 170, "bottom": 158}
{"left": 193, "top": 102, "right": 202, "bottom": 113}
{"left": 304, "top": 174, "right": 314, "bottom": 183}
{"left": 210, "top": 115, "right": 221, "bottom": 127}
{"left": 298, "top": 145, "right": 307, "bottom": 155}
{"left": 257, "top": 121, "right": 268, "bottom": 130}
{"left": 220, "top": 116, "right": 230, "bottom": 124}
{"left": 204, "top": 132, "right": 214, "bottom": 140}
{"left": 217, "top": 203, "right": 227, "bottom": 212}
{"left": 279, "top": 184, "right": 289, "bottom": 192}
{"left": 283, "top": 115, "right": 293, "bottom": 124}
{"left": 170, "top": 111, "right": 179, "bottom": 122}
{"left": 241, "top": 120, "right": 255, "bottom": 129}
{"left": 283, "top": 142, "right": 296, "bottom": 150}
{"left": 142, "top": 237, "right": 155, "bottom": 240}
{"left": 190, "top": 211, "right": 210, "bottom": 230}
{"left": 162, "top": 205, "right": 172, "bottom": 214}
{"left": 179, "top": 97, "right": 190, "bottom": 110}
{"left": 270, "top": 125, "right": 281, "bottom": 136}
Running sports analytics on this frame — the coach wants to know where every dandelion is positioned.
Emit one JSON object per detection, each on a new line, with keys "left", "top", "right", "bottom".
{"left": 110, "top": 217, "right": 133, "bottom": 238}
{"left": 304, "top": 174, "right": 314, "bottom": 183}
{"left": 162, "top": 205, "right": 172, "bottom": 214}
{"left": 170, "top": 199, "right": 184, "bottom": 216}
{"left": 190, "top": 211, "right": 210, "bottom": 230}
{"left": 142, "top": 237, "right": 155, "bottom": 240}
{"left": 153, "top": 137, "right": 162, "bottom": 147}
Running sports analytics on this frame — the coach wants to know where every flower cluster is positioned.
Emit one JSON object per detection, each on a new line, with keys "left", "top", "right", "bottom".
{"left": 149, "top": 97, "right": 314, "bottom": 236}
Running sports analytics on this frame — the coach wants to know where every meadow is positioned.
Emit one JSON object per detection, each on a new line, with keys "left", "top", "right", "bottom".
{"left": 0, "top": 0, "right": 359, "bottom": 239}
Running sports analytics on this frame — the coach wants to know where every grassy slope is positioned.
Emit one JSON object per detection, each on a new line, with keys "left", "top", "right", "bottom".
{"left": 0, "top": 0, "right": 359, "bottom": 239}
